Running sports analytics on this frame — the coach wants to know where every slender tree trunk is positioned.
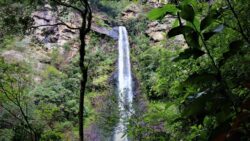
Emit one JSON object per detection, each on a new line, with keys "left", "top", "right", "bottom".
{"left": 79, "top": 28, "right": 88, "bottom": 141}
{"left": 78, "top": 1, "right": 92, "bottom": 141}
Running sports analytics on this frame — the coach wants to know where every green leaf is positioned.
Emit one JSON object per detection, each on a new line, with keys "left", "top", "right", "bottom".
{"left": 182, "top": 0, "right": 197, "bottom": 6}
{"left": 192, "top": 48, "right": 205, "bottom": 59}
{"left": 219, "top": 40, "right": 244, "bottom": 67}
{"left": 173, "top": 48, "right": 205, "bottom": 61}
{"left": 147, "top": 4, "right": 178, "bottom": 20}
{"left": 180, "top": 4, "right": 195, "bottom": 22}
{"left": 203, "top": 32, "right": 216, "bottom": 41}
{"left": 185, "top": 72, "right": 218, "bottom": 85}
{"left": 182, "top": 92, "right": 210, "bottom": 117}
{"left": 200, "top": 10, "right": 222, "bottom": 31}
{"left": 168, "top": 26, "right": 194, "bottom": 38}
{"left": 200, "top": 15, "right": 214, "bottom": 31}
{"left": 186, "top": 31, "right": 200, "bottom": 48}
{"left": 202, "top": 24, "right": 224, "bottom": 41}
{"left": 216, "top": 110, "right": 233, "bottom": 124}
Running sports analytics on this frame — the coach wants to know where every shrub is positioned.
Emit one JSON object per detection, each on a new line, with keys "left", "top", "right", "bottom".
{"left": 41, "top": 130, "right": 62, "bottom": 141}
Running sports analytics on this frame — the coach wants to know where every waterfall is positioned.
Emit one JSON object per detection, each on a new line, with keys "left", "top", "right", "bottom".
{"left": 114, "top": 26, "right": 133, "bottom": 141}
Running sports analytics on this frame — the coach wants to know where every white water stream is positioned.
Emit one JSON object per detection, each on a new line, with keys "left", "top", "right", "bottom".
{"left": 113, "top": 26, "right": 133, "bottom": 141}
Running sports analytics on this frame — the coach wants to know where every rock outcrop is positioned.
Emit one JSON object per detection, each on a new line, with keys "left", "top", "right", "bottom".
{"left": 146, "top": 15, "right": 186, "bottom": 48}
{"left": 147, "top": 0, "right": 169, "bottom": 7}
{"left": 31, "top": 4, "right": 119, "bottom": 49}
{"left": 146, "top": 15, "right": 175, "bottom": 42}
{"left": 121, "top": 4, "right": 140, "bottom": 21}
{"left": 31, "top": 4, "right": 79, "bottom": 48}
{"left": 91, "top": 25, "right": 119, "bottom": 40}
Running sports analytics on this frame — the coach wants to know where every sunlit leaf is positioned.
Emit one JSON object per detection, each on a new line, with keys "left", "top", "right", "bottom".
{"left": 147, "top": 4, "right": 178, "bottom": 20}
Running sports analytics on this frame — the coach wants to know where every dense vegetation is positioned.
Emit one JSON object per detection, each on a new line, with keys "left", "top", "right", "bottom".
{"left": 0, "top": 0, "right": 249, "bottom": 141}
{"left": 129, "top": 0, "right": 250, "bottom": 140}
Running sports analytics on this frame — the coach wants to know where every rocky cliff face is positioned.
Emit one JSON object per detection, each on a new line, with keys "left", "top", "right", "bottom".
{"left": 146, "top": 15, "right": 186, "bottom": 48}
{"left": 31, "top": 4, "right": 119, "bottom": 50}
{"left": 31, "top": 1, "right": 186, "bottom": 50}
{"left": 31, "top": 4, "right": 80, "bottom": 48}
{"left": 120, "top": 3, "right": 186, "bottom": 48}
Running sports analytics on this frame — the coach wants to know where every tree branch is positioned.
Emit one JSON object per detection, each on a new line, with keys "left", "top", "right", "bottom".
{"left": 51, "top": 0, "right": 84, "bottom": 15}
{"left": 226, "top": 0, "right": 249, "bottom": 44}
{"left": 31, "top": 22, "right": 80, "bottom": 30}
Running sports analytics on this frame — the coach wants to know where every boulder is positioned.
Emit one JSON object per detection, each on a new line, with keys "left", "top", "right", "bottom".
{"left": 149, "top": 32, "right": 165, "bottom": 41}
{"left": 1, "top": 50, "right": 25, "bottom": 63}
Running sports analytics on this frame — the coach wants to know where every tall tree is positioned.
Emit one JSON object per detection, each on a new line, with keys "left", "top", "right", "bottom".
{"left": 46, "top": 1, "right": 92, "bottom": 140}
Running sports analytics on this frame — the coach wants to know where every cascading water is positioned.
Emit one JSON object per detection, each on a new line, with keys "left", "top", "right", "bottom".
{"left": 113, "top": 26, "right": 133, "bottom": 141}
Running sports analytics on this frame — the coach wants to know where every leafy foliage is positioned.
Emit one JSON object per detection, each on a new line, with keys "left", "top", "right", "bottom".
{"left": 141, "top": 0, "right": 250, "bottom": 140}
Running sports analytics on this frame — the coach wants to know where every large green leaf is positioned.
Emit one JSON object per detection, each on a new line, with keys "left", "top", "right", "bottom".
{"left": 203, "top": 32, "right": 216, "bottom": 41}
{"left": 180, "top": 4, "right": 195, "bottom": 22}
{"left": 200, "top": 9, "right": 223, "bottom": 31}
{"left": 168, "top": 26, "right": 194, "bottom": 38}
{"left": 200, "top": 15, "right": 214, "bottom": 31}
{"left": 173, "top": 48, "right": 205, "bottom": 61}
{"left": 147, "top": 4, "right": 178, "bottom": 20}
